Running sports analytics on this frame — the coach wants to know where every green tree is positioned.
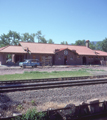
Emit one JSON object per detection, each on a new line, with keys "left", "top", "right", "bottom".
{"left": 101, "top": 38, "right": 107, "bottom": 52}
{"left": 21, "top": 33, "right": 35, "bottom": 42}
{"left": 48, "top": 39, "right": 54, "bottom": 44}
{"left": 71, "top": 40, "right": 97, "bottom": 50}
{"left": 8, "top": 30, "right": 21, "bottom": 45}
{"left": 61, "top": 41, "right": 68, "bottom": 44}
{"left": 39, "top": 36, "right": 47, "bottom": 43}
{"left": 0, "top": 30, "right": 53, "bottom": 47}
{"left": 36, "top": 31, "right": 47, "bottom": 43}
{"left": 95, "top": 41, "right": 102, "bottom": 50}
{"left": 74, "top": 40, "right": 86, "bottom": 46}
{"left": 35, "top": 31, "right": 42, "bottom": 43}
{"left": 0, "top": 30, "right": 21, "bottom": 47}
{"left": 89, "top": 42, "right": 96, "bottom": 50}
{"left": 0, "top": 34, "right": 10, "bottom": 47}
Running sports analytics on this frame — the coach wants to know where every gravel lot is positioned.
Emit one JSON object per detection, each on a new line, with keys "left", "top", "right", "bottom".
{"left": 0, "top": 65, "right": 107, "bottom": 117}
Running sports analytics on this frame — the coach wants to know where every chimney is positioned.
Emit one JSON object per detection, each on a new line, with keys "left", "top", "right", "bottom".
{"left": 86, "top": 40, "right": 89, "bottom": 48}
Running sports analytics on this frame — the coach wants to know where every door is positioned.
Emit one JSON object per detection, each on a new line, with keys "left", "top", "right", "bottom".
{"left": 64, "top": 56, "right": 67, "bottom": 65}
{"left": 83, "top": 56, "right": 86, "bottom": 65}
{"left": 33, "top": 55, "right": 36, "bottom": 59}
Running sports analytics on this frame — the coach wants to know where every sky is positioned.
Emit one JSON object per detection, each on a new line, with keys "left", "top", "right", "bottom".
{"left": 0, "top": 0, "right": 107, "bottom": 44}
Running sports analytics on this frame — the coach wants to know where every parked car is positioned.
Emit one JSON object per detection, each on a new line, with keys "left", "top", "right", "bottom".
{"left": 19, "top": 59, "right": 40, "bottom": 68}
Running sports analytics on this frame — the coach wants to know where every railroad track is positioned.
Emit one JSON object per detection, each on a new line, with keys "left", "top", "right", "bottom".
{"left": 1, "top": 76, "right": 107, "bottom": 93}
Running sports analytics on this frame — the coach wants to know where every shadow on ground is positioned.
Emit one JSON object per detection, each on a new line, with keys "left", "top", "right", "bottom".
{"left": 0, "top": 94, "right": 21, "bottom": 117}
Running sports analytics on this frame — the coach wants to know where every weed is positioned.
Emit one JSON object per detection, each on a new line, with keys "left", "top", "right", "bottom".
{"left": 31, "top": 100, "right": 35, "bottom": 106}
{"left": 16, "top": 104, "right": 23, "bottom": 110}
{"left": 12, "top": 108, "right": 46, "bottom": 120}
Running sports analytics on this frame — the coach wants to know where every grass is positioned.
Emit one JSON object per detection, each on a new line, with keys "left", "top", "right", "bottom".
{"left": 81, "top": 68, "right": 105, "bottom": 71}
{"left": 0, "top": 69, "right": 91, "bottom": 81}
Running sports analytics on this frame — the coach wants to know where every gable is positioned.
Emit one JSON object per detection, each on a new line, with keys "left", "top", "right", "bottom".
{"left": 55, "top": 48, "right": 77, "bottom": 55}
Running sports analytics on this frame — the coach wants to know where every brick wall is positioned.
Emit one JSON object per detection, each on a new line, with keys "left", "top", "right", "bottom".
{"left": 0, "top": 53, "right": 6, "bottom": 65}
{"left": 54, "top": 49, "right": 79, "bottom": 65}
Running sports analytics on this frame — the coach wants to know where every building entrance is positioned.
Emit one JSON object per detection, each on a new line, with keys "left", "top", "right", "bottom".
{"left": 83, "top": 56, "right": 86, "bottom": 65}
{"left": 15, "top": 54, "right": 24, "bottom": 63}
{"left": 64, "top": 56, "right": 67, "bottom": 65}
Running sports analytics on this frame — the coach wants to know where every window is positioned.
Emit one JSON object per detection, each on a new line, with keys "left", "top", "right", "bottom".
{"left": 58, "top": 55, "right": 61, "bottom": 60}
{"left": 70, "top": 56, "right": 73, "bottom": 60}
{"left": 91, "top": 56, "right": 93, "bottom": 59}
{"left": 64, "top": 50, "right": 68, "bottom": 55}
{"left": 101, "top": 57, "right": 104, "bottom": 60}
{"left": 96, "top": 56, "right": 98, "bottom": 59}
{"left": 77, "top": 56, "right": 80, "bottom": 59}
{"left": 33, "top": 55, "right": 36, "bottom": 59}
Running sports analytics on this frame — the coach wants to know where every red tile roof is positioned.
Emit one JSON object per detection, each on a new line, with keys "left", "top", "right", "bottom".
{"left": 55, "top": 48, "right": 77, "bottom": 54}
{"left": 55, "top": 48, "right": 68, "bottom": 53}
{"left": 19, "top": 42, "right": 96, "bottom": 55}
{"left": 0, "top": 46, "right": 9, "bottom": 51}
{"left": 0, "top": 46, "right": 26, "bottom": 53}
{"left": 0, "top": 42, "right": 107, "bottom": 56}
{"left": 95, "top": 50, "right": 107, "bottom": 56}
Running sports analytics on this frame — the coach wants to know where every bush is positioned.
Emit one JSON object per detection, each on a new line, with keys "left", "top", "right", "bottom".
{"left": 12, "top": 109, "right": 46, "bottom": 120}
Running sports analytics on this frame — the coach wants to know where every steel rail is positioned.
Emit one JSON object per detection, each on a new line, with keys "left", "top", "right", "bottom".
{"left": 1, "top": 78, "right": 107, "bottom": 89}
{"left": 1, "top": 78, "right": 107, "bottom": 93}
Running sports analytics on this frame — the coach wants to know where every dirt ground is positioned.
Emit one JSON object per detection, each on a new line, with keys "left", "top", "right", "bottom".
{"left": 0, "top": 65, "right": 107, "bottom": 75}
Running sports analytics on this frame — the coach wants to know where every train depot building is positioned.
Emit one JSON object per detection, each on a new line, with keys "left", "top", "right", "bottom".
{"left": 0, "top": 40, "right": 107, "bottom": 66}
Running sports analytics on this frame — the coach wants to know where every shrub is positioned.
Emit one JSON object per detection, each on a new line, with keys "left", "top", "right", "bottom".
{"left": 12, "top": 108, "right": 46, "bottom": 120}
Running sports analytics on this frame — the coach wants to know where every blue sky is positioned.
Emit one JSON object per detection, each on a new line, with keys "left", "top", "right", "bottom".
{"left": 0, "top": 0, "right": 107, "bottom": 44}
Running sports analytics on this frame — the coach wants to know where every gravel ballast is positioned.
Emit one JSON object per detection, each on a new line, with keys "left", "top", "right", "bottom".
{"left": 1, "top": 83, "right": 107, "bottom": 117}
{"left": 1, "top": 65, "right": 107, "bottom": 117}
{"left": 4, "top": 83, "right": 107, "bottom": 105}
